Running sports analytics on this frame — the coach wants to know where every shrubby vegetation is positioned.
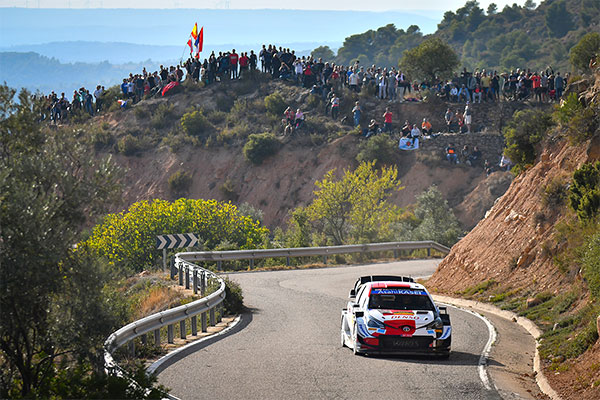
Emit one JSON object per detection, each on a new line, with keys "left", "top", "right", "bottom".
{"left": 85, "top": 199, "right": 268, "bottom": 273}
{"left": 569, "top": 161, "right": 600, "bottom": 222}
{"left": 168, "top": 170, "right": 193, "bottom": 197}
{"left": 569, "top": 32, "right": 600, "bottom": 72}
{"left": 276, "top": 162, "right": 461, "bottom": 248}
{"left": 355, "top": 133, "right": 398, "bottom": 166}
{"left": 399, "top": 37, "right": 459, "bottom": 82}
{"left": 243, "top": 132, "right": 280, "bottom": 164}
{"left": 0, "top": 84, "right": 166, "bottom": 398}
{"left": 503, "top": 109, "right": 554, "bottom": 173}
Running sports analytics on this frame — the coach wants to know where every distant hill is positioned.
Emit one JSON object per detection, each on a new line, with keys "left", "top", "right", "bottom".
{"left": 0, "top": 8, "right": 441, "bottom": 51}
{"left": 0, "top": 41, "right": 338, "bottom": 64}
{"left": 0, "top": 52, "right": 162, "bottom": 95}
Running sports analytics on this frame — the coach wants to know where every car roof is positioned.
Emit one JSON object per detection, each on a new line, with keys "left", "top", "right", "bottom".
{"left": 364, "top": 281, "right": 427, "bottom": 291}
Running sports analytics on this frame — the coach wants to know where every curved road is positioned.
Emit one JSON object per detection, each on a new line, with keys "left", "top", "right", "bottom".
{"left": 157, "top": 260, "right": 500, "bottom": 399}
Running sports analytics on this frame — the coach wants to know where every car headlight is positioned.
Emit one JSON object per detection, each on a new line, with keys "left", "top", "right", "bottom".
{"left": 424, "top": 316, "right": 443, "bottom": 330}
{"left": 367, "top": 318, "right": 384, "bottom": 329}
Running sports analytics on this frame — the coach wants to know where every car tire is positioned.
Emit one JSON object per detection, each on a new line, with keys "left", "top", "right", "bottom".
{"left": 439, "top": 351, "right": 450, "bottom": 360}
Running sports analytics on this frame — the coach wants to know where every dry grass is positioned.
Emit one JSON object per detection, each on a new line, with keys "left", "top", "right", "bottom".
{"left": 135, "top": 286, "right": 184, "bottom": 319}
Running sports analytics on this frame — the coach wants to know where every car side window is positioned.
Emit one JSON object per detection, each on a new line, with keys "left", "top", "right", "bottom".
{"left": 355, "top": 286, "right": 366, "bottom": 305}
{"left": 358, "top": 287, "right": 369, "bottom": 308}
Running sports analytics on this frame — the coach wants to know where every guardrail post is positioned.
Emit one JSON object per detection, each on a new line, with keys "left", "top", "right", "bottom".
{"left": 154, "top": 329, "right": 160, "bottom": 346}
{"left": 286, "top": 256, "right": 290, "bottom": 266}
{"left": 217, "top": 304, "right": 222, "bottom": 323}
{"left": 180, "top": 320, "right": 186, "bottom": 340}
{"left": 193, "top": 270, "right": 198, "bottom": 294}
{"left": 323, "top": 255, "right": 327, "bottom": 264}
{"left": 201, "top": 312, "right": 207, "bottom": 332}
{"left": 209, "top": 307, "right": 216, "bottom": 326}
{"left": 170, "top": 258, "right": 176, "bottom": 280}
{"left": 217, "top": 260, "right": 222, "bottom": 270}
{"left": 427, "top": 248, "right": 431, "bottom": 257}
{"left": 140, "top": 334, "right": 147, "bottom": 345}
{"left": 191, "top": 315, "right": 197, "bottom": 336}
{"left": 200, "top": 272, "right": 206, "bottom": 296}
{"left": 185, "top": 267, "right": 190, "bottom": 289}
{"left": 393, "top": 249, "right": 398, "bottom": 259}
{"left": 167, "top": 324, "right": 174, "bottom": 344}
{"left": 178, "top": 264, "right": 184, "bottom": 286}
{"left": 249, "top": 259, "right": 254, "bottom": 269}
{"left": 128, "top": 340, "right": 135, "bottom": 357}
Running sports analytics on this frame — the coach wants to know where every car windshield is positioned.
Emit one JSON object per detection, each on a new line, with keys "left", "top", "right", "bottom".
{"left": 368, "top": 288, "right": 435, "bottom": 311}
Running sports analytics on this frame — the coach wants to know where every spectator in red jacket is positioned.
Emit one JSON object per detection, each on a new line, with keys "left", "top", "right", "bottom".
{"left": 230, "top": 49, "right": 239, "bottom": 79}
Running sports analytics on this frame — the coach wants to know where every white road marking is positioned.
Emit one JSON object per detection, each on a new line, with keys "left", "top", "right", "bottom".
{"left": 440, "top": 303, "right": 498, "bottom": 391}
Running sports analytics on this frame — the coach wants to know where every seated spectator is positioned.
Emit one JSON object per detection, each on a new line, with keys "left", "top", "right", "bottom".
{"left": 458, "top": 84, "right": 469, "bottom": 102}
{"left": 410, "top": 124, "right": 421, "bottom": 141}
{"left": 449, "top": 85, "right": 458, "bottom": 102}
{"left": 484, "top": 159, "right": 493, "bottom": 176}
{"left": 401, "top": 120, "right": 411, "bottom": 137}
{"left": 365, "top": 119, "right": 380, "bottom": 138}
{"left": 294, "top": 109, "right": 305, "bottom": 129}
{"left": 284, "top": 107, "right": 295, "bottom": 125}
{"left": 468, "top": 146, "right": 482, "bottom": 167}
{"left": 421, "top": 118, "right": 432, "bottom": 135}
{"left": 473, "top": 84, "right": 483, "bottom": 103}
{"left": 499, "top": 154, "right": 513, "bottom": 171}
{"left": 460, "top": 145, "right": 470, "bottom": 164}
{"left": 446, "top": 143, "right": 458, "bottom": 163}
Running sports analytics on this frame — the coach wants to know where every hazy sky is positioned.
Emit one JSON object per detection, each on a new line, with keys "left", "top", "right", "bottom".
{"left": 0, "top": 0, "right": 530, "bottom": 11}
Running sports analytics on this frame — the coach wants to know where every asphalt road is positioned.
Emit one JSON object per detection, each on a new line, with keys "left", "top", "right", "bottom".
{"left": 157, "top": 260, "right": 501, "bottom": 400}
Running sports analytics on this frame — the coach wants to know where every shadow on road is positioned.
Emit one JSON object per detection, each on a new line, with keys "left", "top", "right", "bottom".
{"left": 373, "top": 350, "right": 505, "bottom": 367}
{"left": 153, "top": 311, "right": 254, "bottom": 375}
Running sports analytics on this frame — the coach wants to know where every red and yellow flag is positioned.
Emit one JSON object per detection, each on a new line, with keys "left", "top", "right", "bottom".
{"left": 191, "top": 23, "right": 198, "bottom": 40}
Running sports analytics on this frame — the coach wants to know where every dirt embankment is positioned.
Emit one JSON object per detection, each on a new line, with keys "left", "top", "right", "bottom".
{"left": 427, "top": 114, "right": 600, "bottom": 400}
{"left": 100, "top": 78, "right": 534, "bottom": 230}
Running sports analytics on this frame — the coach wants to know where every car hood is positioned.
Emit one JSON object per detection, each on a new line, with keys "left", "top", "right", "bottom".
{"left": 368, "top": 309, "right": 435, "bottom": 328}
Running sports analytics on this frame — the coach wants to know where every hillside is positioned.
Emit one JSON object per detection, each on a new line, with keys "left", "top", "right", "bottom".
{"left": 78, "top": 76, "right": 543, "bottom": 231}
{"left": 428, "top": 72, "right": 600, "bottom": 399}
{"left": 333, "top": 0, "right": 600, "bottom": 72}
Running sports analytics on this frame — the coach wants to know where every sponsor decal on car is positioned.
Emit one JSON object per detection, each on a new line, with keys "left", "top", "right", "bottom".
{"left": 371, "top": 289, "right": 428, "bottom": 295}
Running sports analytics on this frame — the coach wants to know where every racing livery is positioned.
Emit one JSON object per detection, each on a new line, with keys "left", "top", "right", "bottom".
{"left": 340, "top": 275, "right": 451, "bottom": 357}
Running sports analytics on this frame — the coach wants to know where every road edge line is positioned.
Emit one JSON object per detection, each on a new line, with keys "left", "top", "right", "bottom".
{"left": 433, "top": 295, "right": 561, "bottom": 400}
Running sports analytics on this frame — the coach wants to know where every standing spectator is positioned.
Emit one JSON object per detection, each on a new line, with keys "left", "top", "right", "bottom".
{"left": 93, "top": 85, "right": 104, "bottom": 112}
{"left": 378, "top": 70, "right": 387, "bottom": 99}
{"left": 444, "top": 108, "right": 454, "bottom": 133}
{"left": 352, "top": 101, "right": 362, "bottom": 128}
{"left": 463, "top": 103, "right": 472, "bottom": 134}
{"left": 330, "top": 94, "right": 340, "bottom": 120}
{"left": 249, "top": 50, "right": 257, "bottom": 71}
{"left": 532, "top": 72, "right": 542, "bottom": 102}
{"left": 348, "top": 68, "right": 359, "bottom": 93}
{"left": 382, "top": 107, "right": 393, "bottom": 132}
{"left": 230, "top": 49, "right": 239, "bottom": 79}
{"left": 555, "top": 72, "right": 564, "bottom": 99}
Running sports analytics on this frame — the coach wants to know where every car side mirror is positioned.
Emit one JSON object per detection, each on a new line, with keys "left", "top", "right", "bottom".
{"left": 349, "top": 289, "right": 356, "bottom": 299}
{"left": 355, "top": 311, "right": 364, "bottom": 318}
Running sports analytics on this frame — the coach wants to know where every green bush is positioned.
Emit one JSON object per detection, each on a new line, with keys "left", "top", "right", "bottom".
{"left": 569, "top": 161, "right": 600, "bottom": 222}
{"left": 243, "top": 133, "right": 280, "bottom": 165}
{"left": 223, "top": 277, "right": 244, "bottom": 314}
{"left": 180, "top": 109, "right": 212, "bottom": 138}
{"left": 84, "top": 199, "right": 269, "bottom": 273}
{"left": 117, "top": 134, "right": 143, "bottom": 156}
{"left": 215, "top": 95, "right": 234, "bottom": 112}
{"left": 356, "top": 133, "right": 398, "bottom": 166}
{"left": 264, "top": 92, "right": 287, "bottom": 116}
{"left": 503, "top": 109, "right": 554, "bottom": 173}
{"left": 151, "top": 103, "right": 176, "bottom": 129}
{"left": 541, "top": 177, "right": 568, "bottom": 208}
{"left": 168, "top": 170, "right": 193, "bottom": 197}
{"left": 569, "top": 31, "right": 600, "bottom": 72}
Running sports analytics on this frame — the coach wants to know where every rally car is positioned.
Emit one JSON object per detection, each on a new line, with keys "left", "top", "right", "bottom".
{"left": 340, "top": 275, "right": 451, "bottom": 357}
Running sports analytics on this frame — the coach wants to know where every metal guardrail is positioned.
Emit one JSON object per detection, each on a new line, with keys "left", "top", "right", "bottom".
{"left": 181, "top": 241, "right": 451, "bottom": 268}
{"left": 104, "top": 255, "right": 225, "bottom": 372}
{"left": 104, "top": 241, "right": 449, "bottom": 374}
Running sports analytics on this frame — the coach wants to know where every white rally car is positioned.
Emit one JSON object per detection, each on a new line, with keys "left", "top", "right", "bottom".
{"left": 340, "top": 275, "right": 451, "bottom": 357}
